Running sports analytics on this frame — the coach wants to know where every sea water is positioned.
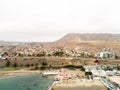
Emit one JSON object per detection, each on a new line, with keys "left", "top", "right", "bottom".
{"left": 0, "top": 75, "right": 54, "bottom": 90}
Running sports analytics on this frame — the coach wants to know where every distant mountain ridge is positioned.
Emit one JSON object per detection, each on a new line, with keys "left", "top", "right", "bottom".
{"left": 56, "top": 33, "right": 120, "bottom": 43}
{"left": 0, "top": 33, "right": 120, "bottom": 45}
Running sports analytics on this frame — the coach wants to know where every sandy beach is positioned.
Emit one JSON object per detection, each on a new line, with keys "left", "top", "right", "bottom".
{"left": 52, "top": 86, "right": 108, "bottom": 90}
{"left": 52, "top": 79, "right": 108, "bottom": 90}
{"left": 0, "top": 70, "right": 41, "bottom": 79}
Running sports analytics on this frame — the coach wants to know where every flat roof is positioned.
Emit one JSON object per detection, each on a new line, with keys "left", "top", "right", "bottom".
{"left": 43, "top": 72, "right": 58, "bottom": 75}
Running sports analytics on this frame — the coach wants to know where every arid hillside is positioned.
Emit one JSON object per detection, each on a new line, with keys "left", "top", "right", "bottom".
{"left": 57, "top": 33, "right": 120, "bottom": 42}
{"left": 49, "top": 33, "right": 120, "bottom": 55}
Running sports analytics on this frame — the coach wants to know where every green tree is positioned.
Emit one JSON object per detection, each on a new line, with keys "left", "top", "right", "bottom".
{"left": 33, "top": 63, "right": 39, "bottom": 70}
{"left": 31, "top": 63, "right": 34, "bottom": 67}
{"left": 54, "top": 51, "right": 64, "bottom": 57}
{"left": 13, "top": 62, "right": 17, "bottom": 68}
{"left": 25, "top": 63, "right": 30, "bottom": 67}
{"left": 42, "top": 61, "right": 48, "bottom": 66}
{"left": 18, "top": 53, "right": 24, "bottom": 57}
{"left": 5, "top": 60, "right": 11, "bottom": 67}
{"left": 117, "top": 65, "right": 120, "bottom": 70}
{"left": 40, "top": 65, "right": 47, "bottom": 70}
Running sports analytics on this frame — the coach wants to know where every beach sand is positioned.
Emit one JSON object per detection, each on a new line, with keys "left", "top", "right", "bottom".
{"left": 0, "top": 70, "right": 41, "bottom": 79}
{"left": 52, "top": 86, "right": 108, "bottom": 90}
{"left": 52, "top": 79, "right": 108, "bottom": 90}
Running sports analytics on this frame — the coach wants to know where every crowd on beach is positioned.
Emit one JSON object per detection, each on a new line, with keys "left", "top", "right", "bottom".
{"left": 54, "top": 69, "right": 84, "bottom": 82}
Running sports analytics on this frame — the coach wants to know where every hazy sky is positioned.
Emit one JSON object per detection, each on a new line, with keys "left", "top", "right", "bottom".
{"left": 0, "top": 0, "right": 120, "bottom": 42}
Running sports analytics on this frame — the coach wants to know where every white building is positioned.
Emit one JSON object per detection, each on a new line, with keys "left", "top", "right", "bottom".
{"left": 91, "top": 69, "right": 107, "bottom": 77}
{"left": 97, "top": 51, "right": 116, "bottom": 60}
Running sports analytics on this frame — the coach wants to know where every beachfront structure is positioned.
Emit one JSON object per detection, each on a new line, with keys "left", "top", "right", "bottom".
{"left": 97, "top": 51, "right": 117, "bottom": 60}
{"left": 84, "top": 65, "right": 118, "bottom": 80}
{"left": 106, "top": 70, "right": 117, "bottom": 76}
{"left": 42, "top": 72, "right": 58, "bottom": 76}
{"left": 84, "top": 65, "right": 106, "bottom": 79}
{"left": 116, "top": 71, "right": 120, "bottom": 76}
{"left": 91, "top": 69, "right": 106, "bottom": 79}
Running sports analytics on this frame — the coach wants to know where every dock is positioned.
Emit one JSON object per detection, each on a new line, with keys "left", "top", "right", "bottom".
{"left": 47, "top": 81, "right": 57, "bottom": 90}
{"left": 101, "top": 79, "right": 120, "bottom": 90}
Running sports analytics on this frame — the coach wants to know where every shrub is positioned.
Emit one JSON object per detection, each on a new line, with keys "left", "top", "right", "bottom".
{"left": 5, "top": 60, "right": 11, "bottom": 67}
{"left": 117, "top": 66, "right": 120, "bottom": 70}
{"left": 42, "top": 62, "right": 48, "bottom": 66}
{"left": 12, "top": 62, "right": 18, "bottom": 68}
{"left": 63, "top": 65, "right": 85, "bottom": 70}
{"left": 25, "top": 63, "right": 30, "bottom": 67}
{"left": 51, "top": 66, "right": 62, "bottom": 69}
{"left": 31, "top": 63, "right": 34, "bottom": 67}
{"left": 54, "top": 51, "right": 64, "bottom": 57}
{"left": 85, "top": 72, "right": 92, "bottom": 76}
{"left": 40, "top": 65, "right": 47, "bottom": 70}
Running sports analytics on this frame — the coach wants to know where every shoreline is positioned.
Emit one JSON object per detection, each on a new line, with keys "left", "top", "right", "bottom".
{"left": 0, "top": 69, "right": 109, "bottom": 90}
{"left": 0, "top": 70, "right": 42, "bottom": 80}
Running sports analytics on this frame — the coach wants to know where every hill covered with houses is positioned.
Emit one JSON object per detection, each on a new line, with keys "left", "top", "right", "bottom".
{"left": 0, "top": 33, "right": 120, "bottom": 60}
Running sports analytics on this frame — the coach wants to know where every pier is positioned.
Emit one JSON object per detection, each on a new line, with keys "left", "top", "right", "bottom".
{"left": 48, "top": 81, "right": 57, "bottom": 90}
{"left": 101, "top": 79, "right": 120, "bottom": 90}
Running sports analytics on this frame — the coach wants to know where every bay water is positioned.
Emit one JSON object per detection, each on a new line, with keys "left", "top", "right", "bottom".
{"left": 0, "top": 75, "right": 54, "bottom": 90}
